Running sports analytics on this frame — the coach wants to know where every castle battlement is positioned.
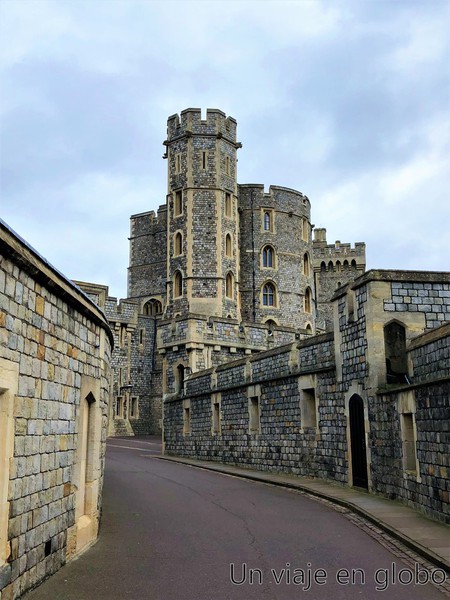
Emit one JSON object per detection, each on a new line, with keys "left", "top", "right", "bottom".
{"left": 130, "top": 205, "right": 167, "bottom": 237}
{"left": 166, "top": 108, "right": 237, "bottom": 142}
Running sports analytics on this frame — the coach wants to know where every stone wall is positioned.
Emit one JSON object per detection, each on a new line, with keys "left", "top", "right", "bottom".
{"left": 163, "top": 334, "right": 345, "bottom": 480}
{"left": 164, "top": 270, "right": 450, "bottom": 524}
{"left": 370, "top": 324, "right": 450, "bottom": 523}
{"left": 0, "top": 220, "right": 112, "bottom": 599}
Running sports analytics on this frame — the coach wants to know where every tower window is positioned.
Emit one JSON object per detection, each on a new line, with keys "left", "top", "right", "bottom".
{"left": 302, "top": 219, "right": 309, "bottom": 241}
{"left": 143, "top": 299, "right": 162, "bottom": 316}
{"left": 262, "top": 282, "right": 276, "bottom": 306}
{"left": 202, "top": 151, "right": 207, "bottom": 170}
{"left": 303, "top": 253, "right": 310, "bottom": 276}
{"left": 225, "top": 193, "right": 232, "bottom": 217}
{"left": 305, "top": 287, "right": 312, "bottom": 313}
{"left": 174, "top": 232, "right": 183, "bottom": 256}
{"left": 175, "top": 153, "right": 181, "bottom": 174}
{"left": 262, "top": 246, "right": 274, "bottom": 268}
{"left": 225, "top": 272, "right": 234, "bottom": 298}
{"left": 225, "top": 155, "right": 231, "bottom": 175}
{"left": 174, "top": 271, "right": 183, "bottom": 298}
{"left": 225, "top": 234, "right": 232, "bottom": 257}
{"left": 174, "top": 191, "right": 182, "bottom": 216}
{"left": 263, "top": 211, "right": 273, "bottom": 232}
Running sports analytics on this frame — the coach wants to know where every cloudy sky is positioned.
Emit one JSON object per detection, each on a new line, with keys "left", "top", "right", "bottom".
{"left": 1, "top": 0, "right": 449, "bottom": 299}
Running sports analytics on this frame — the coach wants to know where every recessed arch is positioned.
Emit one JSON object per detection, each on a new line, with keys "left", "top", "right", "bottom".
{"left": 225, "top": 233, "right": 232, "bottom": 257}
{"left": 174, "top": 271, "right": 183, "bottom": 298}
{"left": 225, "top": 272, "right": 234, "bottom": 298}
{"left": 143, "top": 298, "right": 163, "bottom": 316}
{"left": 328, "top": 261, "right": 334, "bottom": 271}
{"left": 303, "top": 253, "right": 310, "bottom": 276}
{"left": 174, "top": 231, "right": 183, "bottom": 256}
{"left": 304, "top": 287, "right": 313, "bottom": 313}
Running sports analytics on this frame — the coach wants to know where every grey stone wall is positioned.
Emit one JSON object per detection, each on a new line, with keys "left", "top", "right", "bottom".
{"left": 384, "top": 280, "right": 450, "bottom": 330}
{"left": 0, "top": 221, "right": 112, "bottom": 599}
{"left": 238, "top": 185, "right": 315, "bottom": 330}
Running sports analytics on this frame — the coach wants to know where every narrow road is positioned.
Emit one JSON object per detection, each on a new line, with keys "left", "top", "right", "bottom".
{"left": 24, "top": 437, "right": 446, "bottom": 600}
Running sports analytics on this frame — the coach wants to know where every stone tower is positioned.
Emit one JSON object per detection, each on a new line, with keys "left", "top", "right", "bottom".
{"left": 238, "top": 185, "right": 316, "bottom": 333}
{"left": 164, "top": 108, "right": 242, "bottom": 321}
{"left": 312, "top": 228, "right": 366, "bottom": 330}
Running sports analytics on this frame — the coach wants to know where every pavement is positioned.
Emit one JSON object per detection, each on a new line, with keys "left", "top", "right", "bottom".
{"left": 156, "top": 453, "right": 450, "bottom": 573}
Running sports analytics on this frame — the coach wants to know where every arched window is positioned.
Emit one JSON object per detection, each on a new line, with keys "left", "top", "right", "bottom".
{"left": 225, "top": 272, "right": 234, "bottom": 298}
{"left": 351, "top": 259, "right": 357, "bottom": 269}
{"left": 328, "top": 261, "right": 334, "bottom": 271}
{"left": 303, "top": 253, "right": 310, "bottom": 276}
{"left": 384, "top": 321, "right": 408, "bottom": 384}
{"left": 263, "top": 211, "right": 272, "bottom": 231}
{"left": 262, "top": 246, "right": 274, "bottom": 268}
{"left": 343, "top": 260, "right": 349, "bottom": 270}
{"left": 174, "top": 232, "right": 182, "bottom": 256}
{"left": 304, "top": 287, "right": 312, "bottom": 313}
{"left": 176, "top": 364, "right": 185, "bottom": 393}
{"left": 262, "top": 282, "right": 276, "bottom": 306}
{"left": 265, "top": 319, "right": 277, "bottom": 329}
{"left": 225, "top": 234, "right": 232, "bottom": 257}
{"left": 320, "top": 261, "right": 326, "bottom": 272}
{"left": 305, "top": 323, "right": 313, "bottom": 334}
{"left": 143, "top": 299, "right": 162, "bottom": 316}
{"left": 336, "top": 260, "right": 341, "bottom": 271}
{"left": 174, "top": 271, "right": 183, "bottom": 298}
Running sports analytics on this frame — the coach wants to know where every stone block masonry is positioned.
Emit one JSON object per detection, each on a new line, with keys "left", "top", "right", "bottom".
{"left": 0, "top": 220, "right": 112, "bottom": 600}
{"left": 164, "top": 271, "right": 450, "bottom": 524}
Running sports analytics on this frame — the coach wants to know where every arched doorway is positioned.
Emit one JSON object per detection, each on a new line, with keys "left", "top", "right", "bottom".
{"left": 349, "top": 394, "right": 368, "bottom": 488}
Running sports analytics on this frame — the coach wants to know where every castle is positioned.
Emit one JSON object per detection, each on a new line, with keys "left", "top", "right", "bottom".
{"left": 77, "top": 109, "right": 449, "bottom": 524}
{"left": 77, "top": 108, "right": 366, "bottom": 436}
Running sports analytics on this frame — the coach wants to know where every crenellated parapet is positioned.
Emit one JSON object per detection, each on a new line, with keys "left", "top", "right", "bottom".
{"left": 166, "top": 108, "right": 239, "bottom": 145}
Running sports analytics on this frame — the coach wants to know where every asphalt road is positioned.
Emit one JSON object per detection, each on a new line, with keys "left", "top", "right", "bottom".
{"left": 23, "top": 437, "right": 446, "bottom": 600}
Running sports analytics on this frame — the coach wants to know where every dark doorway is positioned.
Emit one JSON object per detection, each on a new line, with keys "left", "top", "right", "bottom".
{"left": 349, "top": 394, "right": 368, "bottom": 489}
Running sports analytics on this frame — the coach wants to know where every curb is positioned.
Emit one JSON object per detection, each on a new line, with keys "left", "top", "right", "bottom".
{"left": 155, "top": 455, "right": 450, "bottom": 574}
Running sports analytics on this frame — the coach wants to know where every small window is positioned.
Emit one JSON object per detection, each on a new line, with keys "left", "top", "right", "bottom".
{"left": 249, "top": 397, "right": 260, "bottom": 434}
{"left": 130, "top": 397, "right": 138, "bottom": 419}
{"left": 226, "top": 272, "right": 234, "bottom": 298}
{"left": 401, "top": 413, "right": 417, "bottom": 472}
{"left": 212, "top": 395, "right": 221, "bottom": 435}
{"left": 225, "top": 193, "right": 232, "bottom": 217}
{"left": 225, "top": 234, "right": 232, "bottom": 257}
{"left": 262, "top": 282, "right": 275, "bottom": 306}
{"left": 320, "top": 261, "right": 326, "bottom": 272}
{"left": 304, "top": 287, "right": 312, "bottom": 313}
{"left": 305, "top": 323, "right": 313, "bottom": 334}
{"left": 115, "top": 396, "right": 123, "bottom": 418}
{"left": 225, "top": 155, "right": 230, "bottom": 175}
{"left": 343, "top": 260, "right": 349, "bottom": 269}
{"left": 335, "top": 260, "right": 341, "bottom": 272}
{"left": 120, "top": 325, "right": 127, "bottom": 347}
{"left": 302, "top": 219, "right": 309, "bottom": 241}
{"left": 384, "top": 321, "right": 408, "bottom": 384}
{"left": 175, "top": 153, "right": 181, "bottom": 174}
{"left": 262, "top": 246, "right": 274, "bottom": 268}
{"left": 143, "top": 299, "right": 162, "bottom": 316}
{"left": 139, "top": 329, "right": 144, "bottom": 345}
{"left": 351, "top": 259, "right": 357, "bottom": 269}
{"left": 176, "top": 364, "right": 185, "bottom": 394}
{"left": 300, "top": 388, "right": 316, "bottom": 429}
{"left": 174, "top": 190, "right": 182, "bottom": 216}
{"left": 303, "top": 253, "right": 310, "bottom": 276}
{"left": 183, "top": 400, "right": 191, "bottom": 435}
{"left": 263, "top": 211, "right": 272, "bottom": 232}
{"left": 328, "top": 261, "right": 334, "bottom": 271}
{"left": 202, "top": 151, "right": 207, "bottom": 170}
{"left": 174, "top": 271, "right": 183, "bottom": 298}
{"left": 174, "top": 232, "right": 183, "bottom": 256}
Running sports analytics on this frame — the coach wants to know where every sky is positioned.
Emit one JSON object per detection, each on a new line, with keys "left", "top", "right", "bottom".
{"left": 1, "top": 0, "right": 449, "bottom": 299}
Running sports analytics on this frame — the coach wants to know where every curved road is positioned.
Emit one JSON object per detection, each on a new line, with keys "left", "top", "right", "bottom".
{"left": 24, "top": 437, "right": 446, "bottom": 600}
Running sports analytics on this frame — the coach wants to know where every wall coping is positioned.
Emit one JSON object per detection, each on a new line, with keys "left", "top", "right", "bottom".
{"left": 0, "top": 219, "right": 114, "bottom": 347}
{"left": 408, "top": 322, "right": 450, "bottom": 351}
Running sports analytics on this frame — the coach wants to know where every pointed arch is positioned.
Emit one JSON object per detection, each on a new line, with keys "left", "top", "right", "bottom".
{"left": 174, "top": 231, "right": 183, "bottom": 256}
{"left": 225, "top": 272, "right": 234, "bottom": 298}
{"left": 304, "top": 287, "right": 313, "bottom": 313}
{"left": 262, "top": 245, "right": 275, "bottom": 268}
{"left": 262, "top": 281, "right": 276, "bottom": 307}
{"left": 225, "top": 234, "right": 232, "bottom": 257}
{"left": 303, "top": 253, "right": 310, "bottom": 276}
{"left": 174, "top": 271, "right": 183, "bottom": 298}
